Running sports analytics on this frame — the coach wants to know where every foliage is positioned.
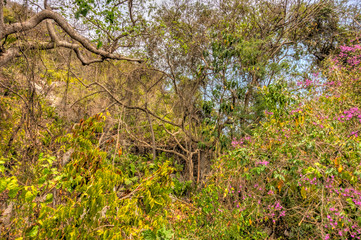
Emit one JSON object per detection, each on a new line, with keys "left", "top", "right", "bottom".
{"left": 185, "top": 42, "right": 361, "bottom": 239}
{"left": 1, "top": 0, "right": 361, "bottom": 239}
{"left": 1, "top": 114, "right": 174, "bottom": 239}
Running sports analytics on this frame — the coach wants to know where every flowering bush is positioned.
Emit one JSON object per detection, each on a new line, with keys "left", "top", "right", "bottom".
{"left": 181, "top": 42, "right": 361, "bottom": 239}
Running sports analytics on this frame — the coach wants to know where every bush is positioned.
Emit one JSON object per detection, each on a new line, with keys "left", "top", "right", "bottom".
{"left": 1, "top": 114, "right": 174, "bottom": 239}
{"left": 179, "top": 43, "right": 361, "bottom": 239}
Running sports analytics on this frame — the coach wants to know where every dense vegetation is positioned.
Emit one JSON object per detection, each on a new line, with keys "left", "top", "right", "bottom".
{"left": 1, "top": 0, "right": 361, "bottom": 239}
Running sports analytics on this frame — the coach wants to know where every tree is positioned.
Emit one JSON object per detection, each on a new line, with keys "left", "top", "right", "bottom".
{"left": 1, "top": 0, "right": 359, "bottom": 184}
{"left": 0, "top": 0, "right": 144, "bottom": 66}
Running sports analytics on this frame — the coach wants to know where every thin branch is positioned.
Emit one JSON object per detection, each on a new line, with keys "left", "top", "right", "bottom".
{"left": 112, "top": 106, "right": 124, "bottom": 165}
{"left": 69, "top": 90, "right": 105, "bottom": 108}
{"left": 120, "top": 117, "right": 188, "bottom": 161}
{"left": 119, "top": 174, "right": 156, "bottom": 200}
{"left": 352, "top": 16, "right": 361, "bottom": 29}
{"left": 98, "top": 101, "right": 117, "bottom": 114}
{"left": 0, "top": 81, "right": 29, "bottom": 109}
{"left": 69, "top": 69, "right": 182, "bottom": 128}
{"left": 162, "top": 126, "right": 188, "bottom": 153}
{"left": 92, "top": 225, "right": 114, "bottom": 232}
{"left": 146, "top": 106, "right": 157, "bottom": 161}
{"left": 139, "top": 144, "right": 188, "bottom": 161}
{"left": 128, "top": 0, "right": 135, "bottom": 25}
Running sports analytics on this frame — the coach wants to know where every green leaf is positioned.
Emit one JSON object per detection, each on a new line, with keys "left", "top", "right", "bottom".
{"left": 25, "top": 191, "right": 34, "bottom": 202}
{"left": 38, "top": 177, "right": 46, "bottom": 184}
{"left": 45, "top": 193, "right": 54, "bottom": 203}
{"left": 124, "top": 178, "right": 132, "bottom": 185}
{"left": 142, "top": 229, "right": 156, "bottom": 240}
{"left": 8, "top": 187, "right": 19, "bottom": 198}
{"left": 97, "top": 41, "right": 103, "bottom": 49}
{"left": 0, "top": 179, "right": 6, "bottom": 193}
{"left": 346, "top": 198, "right": 356, "bottom": 210}
{"left": 26, "top": 225, "right": 39, "bottom": 238}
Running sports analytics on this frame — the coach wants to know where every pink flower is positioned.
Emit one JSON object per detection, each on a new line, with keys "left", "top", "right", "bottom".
{"left": 257, "top": 161, "right": 269, "bottom": 166}
{"left": 265, "top": 110, "right": 274, "bottom": 115}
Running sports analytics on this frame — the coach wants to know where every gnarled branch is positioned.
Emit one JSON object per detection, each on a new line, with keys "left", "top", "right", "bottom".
{"left": 0, "top": 6, "right": 143, "bottom": 66}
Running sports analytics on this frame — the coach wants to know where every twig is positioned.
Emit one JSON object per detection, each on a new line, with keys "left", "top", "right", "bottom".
{"left": 70, "top": 90, "right": 105, "bottom": 108}
{"left": 92, "top": 225, "right": 115, "bottom": 231}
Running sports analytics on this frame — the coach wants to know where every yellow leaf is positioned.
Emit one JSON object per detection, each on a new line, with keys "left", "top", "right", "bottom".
{"left": 299, "top": 116, "right": 304, "bottom": 125}
{"left": 301, "top": 187, "right": 307, "bottom": 199}
{"left": 118, "top": 148, "right": 122, "bottom": 156}
{"left": 338, "top": 165, "right": 343, "bottom": 173}
{"left": 277, "top": 181, "right": 283, "bottom": 192}
{"left": 334, "top": 157, "right": 339, "bottom": 166}
{"left": 249, "top": 219, "right": 252, "bottom": 225}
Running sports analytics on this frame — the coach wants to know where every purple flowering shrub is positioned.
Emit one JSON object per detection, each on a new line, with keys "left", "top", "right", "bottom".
{"left": 194, "top": 42, "right": 361, "bottom": 239}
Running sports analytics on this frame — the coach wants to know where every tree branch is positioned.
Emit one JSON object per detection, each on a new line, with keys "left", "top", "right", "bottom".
{"left": 0, "top": 41, "right": 55, "bottom": 66}
{"left": 0, "top": 0, "right": 5, "bottom": 32}
{"left": 1, "top": 9, "right": 143, "bottom": 66}
{"left": 69, "top": 90, "right": 105, "bottom": 108}
{"left": 46, "top": 20, "right": 105, "bottom": 65}
{"left": 69, "top": 69, "right": 182, "bottom": 128}
{"left": 0, "top": 47, "right": 20, "bottom": 65}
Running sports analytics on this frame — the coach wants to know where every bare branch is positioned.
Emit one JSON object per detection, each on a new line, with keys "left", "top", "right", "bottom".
{"left": 0, "top": 48, "right": 20, "bottom": 65}
{"left": 1, "top": 9, "right": 143, "bottom": 65}
{"left": 162, "top": 126, "right": 188, "bottom": 153}
{"left": 69, "top": 90, "right": 106, "bottom": 108}
{"left": 128, "top": 0, "right": 135, "bottom": 25}
{"left": 0, "top": 81, "right": 29, "bottom": 109}
{"left": 44, "top": 0, "right": 49, "bottom": 9}
{"left": 46, "top": 20, "right": 104, "bottom": 65}
{"left": 69, "top": 69, "right": 182, "bottom": 128}
{"left": 0, "top": 41, "right": 55, "bottom": 66}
